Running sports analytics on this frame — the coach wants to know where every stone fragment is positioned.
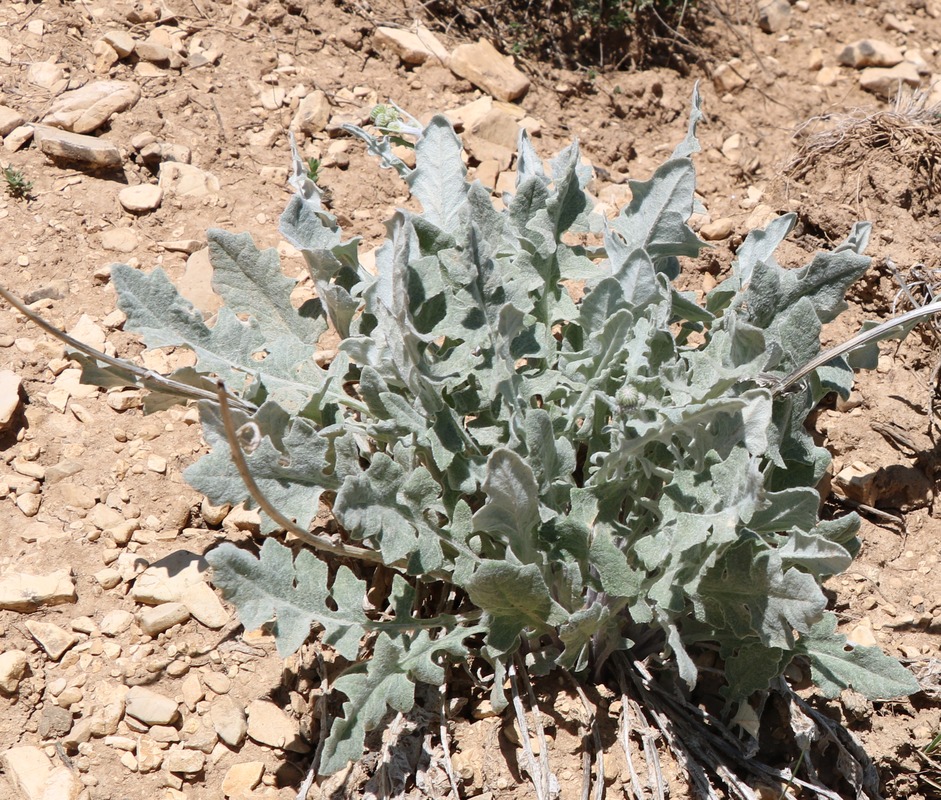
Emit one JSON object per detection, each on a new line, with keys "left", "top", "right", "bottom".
{"left": 0, "top": 105, "right": 24, "bottom": 137}
{"left": 138, "top": 602, "right": 191, "bottom": 636}
{"left": 834, "top": 461, "right": 878, "bottom": 505}
{"left": 884, "top": 13, "right": 915, "bottom": 34}
{"left": 904, "top": 48, "right": 932, "bottom": 75}
{"left": 131, "top": 550, "right": 208, "bottom": 605}
{"left": 374, "top": 26, "right": 449, "bottom": 66}
{"left": 4, "top": 125, "right": 34, "bottom": 152}
{"left": 136, "top": 737, "right": 163, "bottom": 772}
{"left": 859, "top": 63, "right": 921, "bottom": 98}
{"left": 180, "top": 581, "right": 229, "bottom": 629}
{"left": 33, "top": 125, "right": 122, "bottom": 169}
{"left": 119, "top": 184, "right": 163, "bottom": 213}
{"left": 202, "top": 670, "right": 231, "bottom": 695}
{"left": 290, "top": 90, "right": 331, "bottom": 136}
{"left": 211, "top": 695, "right": 247, "bottom": 747}
{"left": 816, "top": 66, "right": 841, "bottom": 86}
{"left": 712, "top": 60, "right": 747, "bottom": 93}
{"left": 125, "top": 685, "right": 179, "bottom": 726}
{"left": 94, "top": 568, "right": 122, "bottom": 590}
{"left": 166, "top": 748, "right": 205, "bottom": 774}
{"left": 0, "top": 37, "right": 11, "bottom": 65}
{"left": 0, "top": 650, "right": 28, "bottom": 694}
{"left": 757, "top": 0, "right": 791, "bottom": 33}
{"left": 0, "top": 569, "right": 76, "bottom": 611}
{"left": 103, "top": 30, "right": 136, "bottom": 57}
{"left": 159, "top": 162, "right": 220, "bottom": 198}
{"left": 847, "top": 620, "right": 878, "bottom": 647}
{"left": 181, "top": 673, "right": 204, "bottom": 711}
{"left": 135, "top": 41, "right": 177, "bottom": 65}
{"left": 100, "top": 609, "right": 134, "bottom": 636}
{"left": 175, "top": 249, "right": 221, "bottom": 315}
{"left": 838, "top": 39, "right": 905, "bottom": 69}
{"left": 89, "top": 683, "right": 127, "bottom": 736}
{"left": 93, "top": 40, "right": 119, "bottom": 73}
{"left": 449, "top": 40, "right": 530, "bottom": 102}
{"left": 43, "top": 80, "right": 141, "bottom": 133}
{"left": 99, "top": 227, "right": 139, "bottom": 252}
{"left": 469, "top": 108, "right": 520, "bottom": 152}
{"left": 27, "top": 60, "right": 68, "bottom": 92}
{"left": 25, "top": 620, "right": 79, "bottom": 661}
{"left": 15, "top": 493, "right": 41, "bottom": 517}
{"left": 246, "top": 700, "right": 309, "bottom": 752}
{"left": 222, "top": 762, "right": 265, "bottom": 797}
{"left": 139, "top": 141, "right": 192, "bottom": 165}
{"left": 1, "top": 746, "right": 79, "bottom": 800}
{"left": 38, "top": 704, "right": 73, "bottom": 739}
{"left": 159, "top": 239, "right": 203, "bottom": 255}
{"left": 0, "top": 370, "right": 23, "bottom": 431}
{"left": 699, "top": 218, "right": 734, "bottom": 241}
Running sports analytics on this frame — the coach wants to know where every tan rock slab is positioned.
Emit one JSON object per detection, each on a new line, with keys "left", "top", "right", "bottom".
{"left": 4, "top": 125, "right": 34, "bottom": 152}
{"left": 175, "top": 248, "right": 222, "bottom": 315}
{"left": 0, "top": 105, "right": 24, "bottom": 137}
{"left": 89, "top": 682, "right": 128, "bottom": 737}
{"left": 25, "top": 620, "right": 79, "bottom": 661}
{"left": 131, "top": 550, "right": 208, "bottom": 605}
{"left": 119, "top": 184, "right": 163, "bottom": 213}
{"left": 449, "top": 40, "right": 530, "bottom": 102}
{"left": 100, "top": 609, "right": 134, "bottom": 636}
{"left": 180, "top": 581, "right": 229, "bottom": 629}
{"left": 211, "top": 695, "right": 247, "bottom": 747}
{"left": 159, "top": 161, "right": 220, "bottom": 198}
{"left": 138, "top": 601, "right": 191, "bottom": 635}
{"left": 246, "top": 700, "right": 309, "bottom": 752}
{"left": 838, "top": 39, "right": 904, "bottom": 69}
{"left": 0, "top": 650, "right": 28, "bottom": 694}
{"left": 0, "top": 37, "right": 11, "bottom": 65}
{"left": 290, "top": 90, "right": 331, "bottom": 137}
{"left": 0, "top": 370, "right": 23, "bottom": 431}
{"left": 859, "top": 63, "right": 921, "bottom": 98}
{"left": 103, "top": 30, "right": 136, "bottom": 58}
{"left": 166, "top": 748, "right": 204, "bottom": 775}
{"left": 222, "top": 761, "right": 264, "bottom": 797}
{"left": 713, "top": 61, "right": 747, "bottom": 93}
{"left": 42, "top": 80, "right": 141, "bottom": 134}
{"left": 699, "top": 218, "right": 734, "bottom": 241}
{"left": 33, "top": 125, "right": 122, "bottom": 169}
{"left": 1, "top": 745, "right": 79, "bottom": 800}
{"left": 757, "top": 0, "right": 790, "bottom": 33}
{"left": 470, "top": 107, "right": 520, "bottom": 151}
{"left": 125, "top": 685, "right": 179, "bottom": 726}
{"left": 0, "top": 569, "right": 76, "bottom": 611}
{"left": 27, "top": 60, "right": 68, "bottom": 92}
{"left": 375, "top": 26, "right": 449, "bottom": 66}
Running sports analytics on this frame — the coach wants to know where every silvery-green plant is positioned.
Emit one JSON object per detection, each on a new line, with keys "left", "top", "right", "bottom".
{"left": 12, "top": 88, "right": 922, "bottom": 776}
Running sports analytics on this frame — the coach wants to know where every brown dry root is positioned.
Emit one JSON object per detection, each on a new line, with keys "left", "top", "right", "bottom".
{"left": 613, "top": 654, "right": 883, "bottom": 800}
{"left": 785, "top": 91, "right": 941, "bottom": 215}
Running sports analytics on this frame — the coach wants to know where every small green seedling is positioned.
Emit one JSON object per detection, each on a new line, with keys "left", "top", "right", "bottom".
{"left": 304, "top": 157, "right": 321, "bottom": 183}
{"left": 3, "top": 165, "right": 33, "bottom": 200}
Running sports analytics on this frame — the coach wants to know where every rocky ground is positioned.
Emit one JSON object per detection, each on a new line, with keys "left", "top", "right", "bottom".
{"left": 0, "top": 0, "right": 940, "bottom": 799}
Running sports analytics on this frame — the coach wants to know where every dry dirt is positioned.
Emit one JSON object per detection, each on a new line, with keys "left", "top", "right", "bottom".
{"left": 0, "top": 1, "right": 940, "bottom": 799}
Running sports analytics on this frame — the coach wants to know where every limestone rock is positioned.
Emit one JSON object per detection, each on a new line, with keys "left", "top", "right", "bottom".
{"left": 180, "top": 581, "right": 229, "bottom": 629}
{"left": 38, "top": 705, "right": 73, "bottom": 740}
{"left": 0, "top": 105, "right": 24, "bottom": 137}
{"left": 290, "top": 90, "right": 331, "bottom": 137}
{"left": 0, "top": 37, "right": 11, "bottom": 66}
{"left": 89, "top": 683, "right": 128, "bottom": 737}
{"left": 0, "top": 370, "right": 23, "bottom": 432}
{"left": 24, "top": 620, "right": 79, "bottom": 661}
{"left": 42, "top": 80, "right": 141, "bottom": 134}
{"left": 758, "top": 0, "right": 791, "bottom": 33}
{"left": 139, "top": 141, "right": 192, "bottom": 165}
{"left": 0, "top": 650, "right": 28, "bottom": 694}
{"left": 166, "top": 748, "right": 205, "bottom": 775}
{"left": 159, "top": 162, "right": 220, "bottom": 198}
{"left": 838, "top": 39, "right": 905, "bottom": 69}
{"left": 1, "top": 745, "right": 80, "bottom": 800}
{"left": 125, "top": 686, "right": 179, "bottom": 726}
{"left": 99, "top": 227, "right": 139, "bottom": 252}
{"left": 246, "top": 700, "right": 309, "bottom": 752}
{"left": 119, "top": 184, "right": 163, "bottom": 213}
{"left": 210, "top": 695, "right": 247, "bottom": 747}
{"left": 374, "top": 26, "right": 449, "bottom": 66}
{"left": 131, "top": 550, "right": 208, "bottom": 605}
{"left": 138, "top": 601, "right": 191, "bottom": 636}
{"left": 4, "top": 125, "right": 34, "bottom": 152}
{"left": 469, "top": 107, "right": 520, "bottom": 152}
{"left": 222, "top": 762, "right": 264, "bottom": 797}
{"left": 103, "top": 30, "right": 136, "bottom": 58}
{"left": 0, "top": 569, "right": 76, "bottom": 611}
{"left": 859, "top": 63, "right": 920, "bottom": 98}
{"left": 176, "top": 247, "right": 221, "bottom": 315}
{"left": 33, "top": 125, "right": 122, "bottom": 169}
{"left": 100, "top": 609, "right": 134, "bottom": 636}
{"left": 449, "top": 40, "right": 530, "bottom": 102}
{"left": 27, "top": 60, "right": 68, "bottom": 92}
{"left": 699, "top": 218, "right": 734, "bottom": 241}
{"left": 834, "top": 461, "right": 878, "bottom": 505}
{"left": 713, "top": 60, "right": 748, "bottom": 93}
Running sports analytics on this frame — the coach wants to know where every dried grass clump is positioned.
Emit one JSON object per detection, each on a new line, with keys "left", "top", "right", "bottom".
{"left": 785, "top": 92, "right": 941, "bottom": 203}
